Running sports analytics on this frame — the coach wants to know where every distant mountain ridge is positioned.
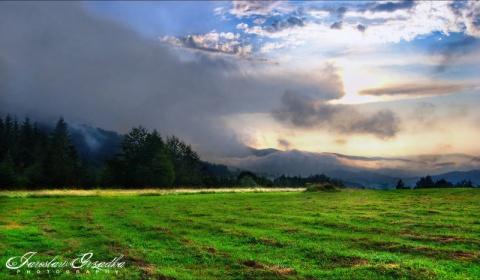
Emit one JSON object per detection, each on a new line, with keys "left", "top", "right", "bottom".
{"left": 223, "top": 147, "right": 480, "bottom": 189}
{"left": 64, "top": 123, "right": 480, "bottom": 189}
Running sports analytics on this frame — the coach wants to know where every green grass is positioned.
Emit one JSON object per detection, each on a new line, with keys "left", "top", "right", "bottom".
{"left": 1, "top": 188, "right": 479, "bottom": 279}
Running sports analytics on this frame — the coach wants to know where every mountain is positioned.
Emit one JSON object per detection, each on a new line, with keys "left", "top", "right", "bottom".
{"left": 220, "top": 148, "right": 480, "bottom": 189}
{"left": 248, "top": 147, "right": 280, "bottom": 157}
{"left": 431, "top": 170, "right": 480, "bottom": 183}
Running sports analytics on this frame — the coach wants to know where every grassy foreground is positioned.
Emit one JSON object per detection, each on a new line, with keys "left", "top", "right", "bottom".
{"left": 0, "top": 188, "right": 479, "bottom": 279}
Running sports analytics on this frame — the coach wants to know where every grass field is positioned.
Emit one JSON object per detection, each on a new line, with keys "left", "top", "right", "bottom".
{"left": 1, "top": 188, "right": 479, "bottom": 279}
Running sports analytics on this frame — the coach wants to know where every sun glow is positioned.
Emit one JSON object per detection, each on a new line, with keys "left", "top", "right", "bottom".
{"left": 330, "top": 60, "right": 388, "bottom": 105}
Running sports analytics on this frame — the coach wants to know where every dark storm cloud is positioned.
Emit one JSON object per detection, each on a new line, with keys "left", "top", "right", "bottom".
{"left": 330, "top": 21, "right": 343, "bottom": 30}
{"left": 357, "top": 24, "right": 367, "bottom": 33}
{"left": 272, "top": 91, "right": 400, "bottom": 139}
{"left": 432, "top": 36, "right": 479, "bottom": 73}
{"left": 366, "top": 0, "right": 415, "bottom": 13}
{"left": 435, "top": 162, "right": 456, "bottom": 168}
{"left": 265, "top": 17, "right": 306, "bottom": 32}
{"left": 359, "top": 83, "right": 466, "bottom": 97}
{"left": 336, "top": 7, "right": 348, "bottom": 19}
{"left": 332, "top": 153, "right": 412, "bottom": 163}
{"left": 0, "top": 2, "right": 333, "bottom": 159}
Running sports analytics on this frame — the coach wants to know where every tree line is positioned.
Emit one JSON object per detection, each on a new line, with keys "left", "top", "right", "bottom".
{"left": 396, "top": 176, "right": 476, "bottom": 190}
{"left": 0, "top": 114, "right": 342, "bottom": 189}
{"left": 0, "top": 115, "right": 90, "bottom": 189}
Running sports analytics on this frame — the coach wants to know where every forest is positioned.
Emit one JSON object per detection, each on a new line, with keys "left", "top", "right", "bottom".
{"left": 0, "top": 114, "right": 343, "bottom": 189}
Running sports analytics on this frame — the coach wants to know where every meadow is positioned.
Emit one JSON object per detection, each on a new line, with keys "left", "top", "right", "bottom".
{"left": 0, "top": 188, "right": 479, "bottom": 279}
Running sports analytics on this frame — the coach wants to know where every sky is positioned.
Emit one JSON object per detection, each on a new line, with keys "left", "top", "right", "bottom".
{"left": 1, "top": 1, "right": 480, "bottom": 163}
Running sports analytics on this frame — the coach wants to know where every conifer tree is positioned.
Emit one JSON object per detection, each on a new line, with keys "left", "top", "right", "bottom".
{"left": 166, "top": 135, "right": 202, "bottom": 187}
{"left": 44, "top": 117, "right": 80, "bottom": 187}
{"left": 105, "top": 126, "right": 175, "bottom": 188}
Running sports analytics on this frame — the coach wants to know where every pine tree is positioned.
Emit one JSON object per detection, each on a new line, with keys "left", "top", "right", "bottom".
{"left": 166, "top": 135, "right": 202, "bottom": 187}
{"left": 105, "top": 126, "right": 175, "bottom": 188}
{"left": 0, "top": 154, "right": 17, "bottom": 189}
{"left": 0, "top": 114, "right": 5, "bottom": 162}
{"left": 395, "top": 179, "right": 407, "bottom": 189}
{"left": 44, "top": 117, "right": 80, "bottom": 187}
{"left": 19, "top": 116, "right": 35, "bottom": 168}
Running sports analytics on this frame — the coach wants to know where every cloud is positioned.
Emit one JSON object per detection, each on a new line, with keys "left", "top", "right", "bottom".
{"left": 253, "top": 18, "right": 266, "bottom": 25}
{"left": 412, "top": 102, "right": 436, "bottom": 123}
{"left": 357, "top": 24, "right": 367, "bottom": 33}
{"left": 1, "top": 2, "right": 344, "bottom": 160}
{"left": 435, "top": 162, "right": 456, "bottom": 168}
{"left": 336, "top": 7, "right": 348, "bottom": 18}
{"left": 259, "top": 39, "right": 304, "bottom": 53}
{"left": 213, "top": 6, "right": 228, "bottom": 20}
{"left": 0, "top": 3, "right": 242, "bottom": 157}
{"left": 359, "top": 83, "right": 466, "bottom": 97}
{"left": 447, "top": 103, "right": 469, "bottom": 118}
{"left": 366, "top": 0, "right": 415, "bottom": 13}
{"left": 236, "top": 23, "right": 249, "bottom": 30}
{"left": 161, "top": 32, "right": 253, "bottom": 58}
{"left": 330, "top": 21, "right": 343, "bottom": 30}
{"left": 230, "top": 0, "right": 282, "bottom": 17}
{"left": 432, "top": 36, "right": 479, "bottom": 73}
{"left": 449, "top": 1, "right": 480, "bottom": 37}
{"left": 272, "top": 91, "right": 401, "bottom": 139}
{"left": 332, "top": 153, "right": 412, "bottom": 163}
{"left": 277, "top": 138, "right": 291, "bottom": 150}
{"left": 265, "top": 17, "right": 306, "bottom": 33}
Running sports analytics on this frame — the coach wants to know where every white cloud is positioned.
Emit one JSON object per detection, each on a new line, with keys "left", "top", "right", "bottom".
{"left": 307, "top": 10, "right": 330, "bottom": 19}
{"left": 259, "top": 39, "right": 305, "bottom": 54}
{"left": 236, "top": 23, "right": 248, "bottom": 30}
{"left": 253, "top": 18, "right": 266, "bottom": 25}
{"left": 161, "top": 31, "right": 249, "bottom": 57}
{"left": 230, "top": 0, "right": 283, "bottom": 17}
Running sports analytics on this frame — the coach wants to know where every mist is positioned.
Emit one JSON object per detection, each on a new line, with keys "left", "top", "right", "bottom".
{"left": 0, "top": 2, "right": 333, "bottom": 159}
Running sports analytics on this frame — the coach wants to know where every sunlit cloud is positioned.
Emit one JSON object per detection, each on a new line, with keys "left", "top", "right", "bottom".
{"left": 359, "top": 83, "right": 467, "bottom": 98}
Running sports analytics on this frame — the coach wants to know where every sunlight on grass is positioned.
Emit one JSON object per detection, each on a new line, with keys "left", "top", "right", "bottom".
{"left": 0, "top": 188, "right": 304, "bottom": 198}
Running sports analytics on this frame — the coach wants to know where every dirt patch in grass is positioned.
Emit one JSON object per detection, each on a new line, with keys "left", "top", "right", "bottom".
{"left": 376, "top": 263, "right": 436, "bottom": 279}
{"left": 401, "top": 229, "right": 480, "bottom": 244}
{"left": 125, "top": 255, "right": 158, "bottom": 278}
{"left": 31, "top": 215, "right": 52, "bottom": 222}
{"left": 248, "top": 237, "right": 285, "bottom": 248}
{"left": 366, "top": 241, "right": 479, "bottom": 261}
{"left": 384, "top": 263, "right": 400, "bottom": 269}
{"left": 111, "top": 248, "right": 169, "bottom": 279}
{"left": 401, "top": 229, "right": 422, "bottom": 236}
{"left": 350, "top": 258, "right": 370, "bottom": 267}
{"left": 331, "top": 256, "right": 370, "bottom": 268}
{"left": 283, "top": 228, "right": 298, "bottom": 234}
{"left": 180, "top": 237, "right": 194, "bottom": 244}
{"left": 242, "top": 260, "right": 297, "bottom": 275}
{"left": 54, "top": 200, "right": 70, "bottom": 205}
{"left": 40, "top": 223, "right": 58, "bottom": 234}
{"left": 447, "top": 251, "right": 479, "bottom": 261}
{"left": 1, "top": 221, "right": 23, "bottom": 229}
{"left": 204, "top": 246, "right": 216, "bottom": 253}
